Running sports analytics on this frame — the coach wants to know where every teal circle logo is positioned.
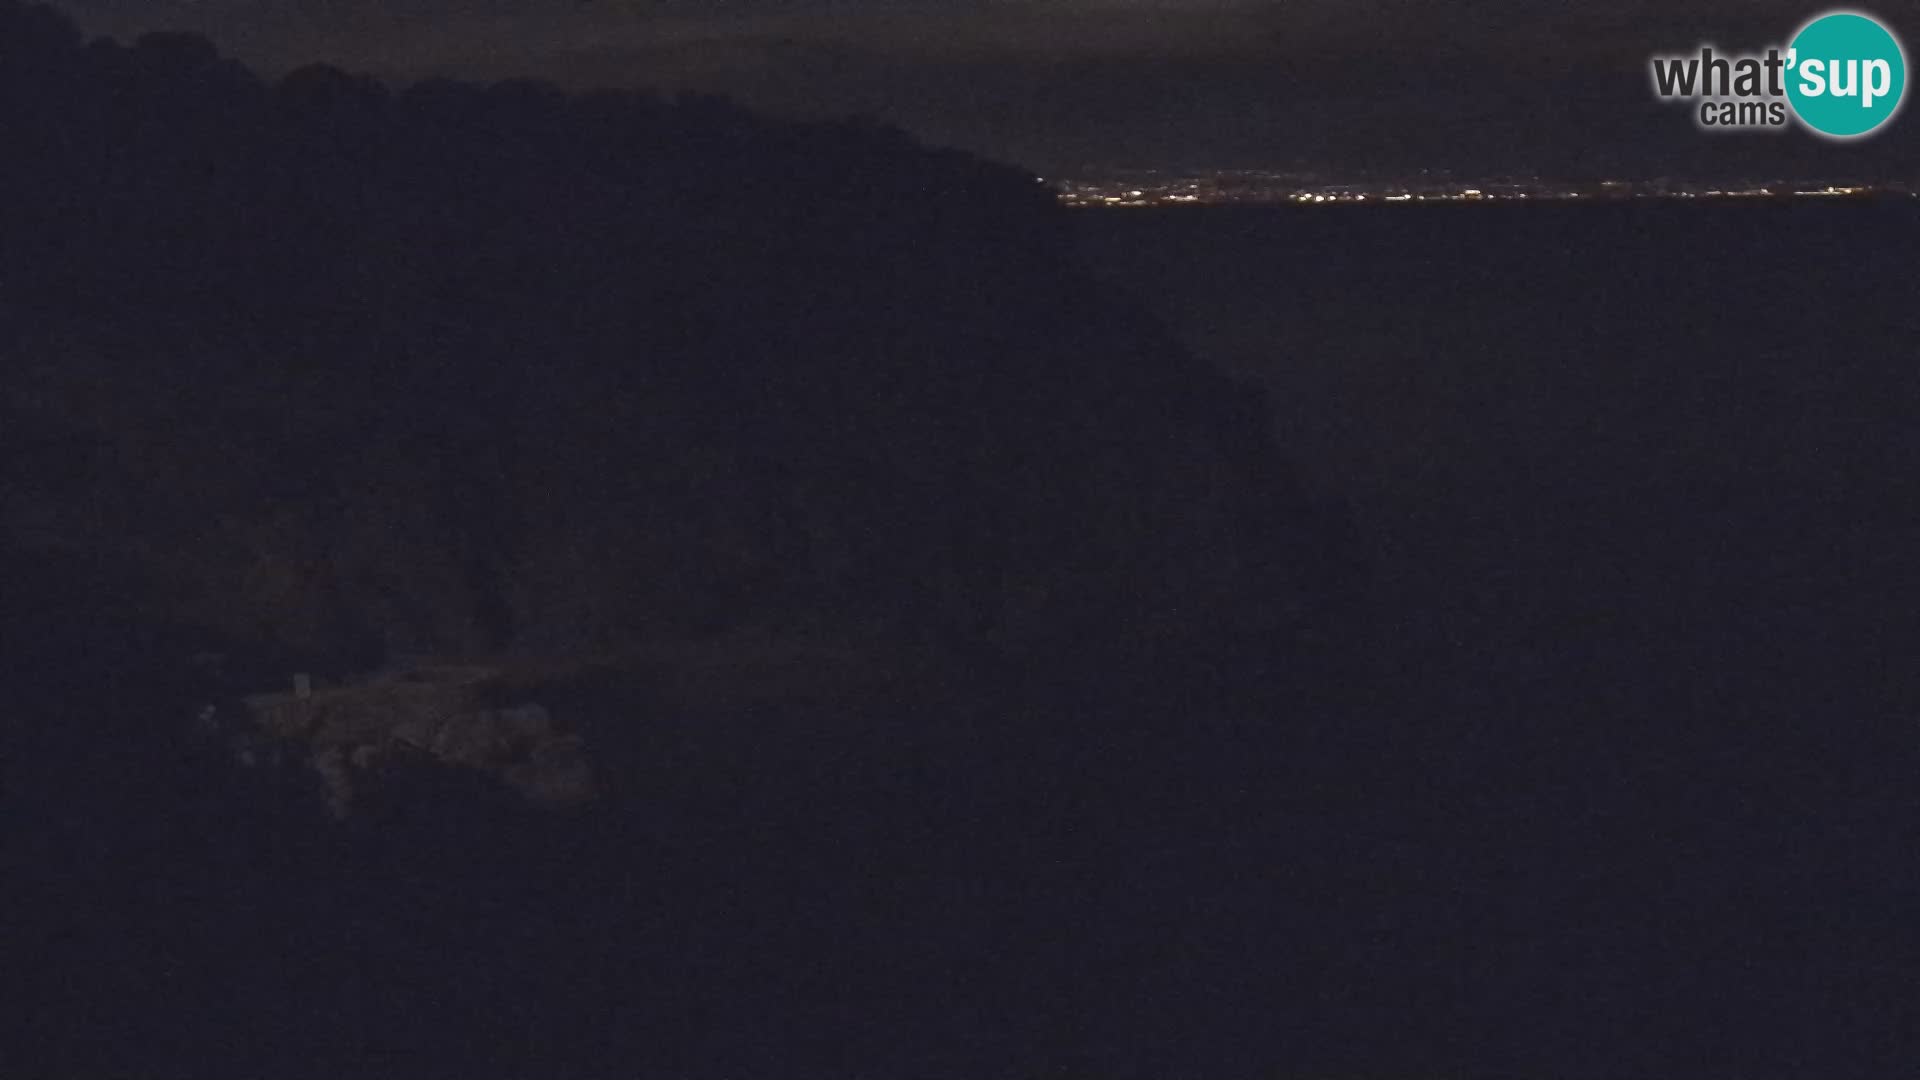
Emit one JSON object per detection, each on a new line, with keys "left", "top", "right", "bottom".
{"left": 1786, "top": 11, "right": 1907, "bottom": 138}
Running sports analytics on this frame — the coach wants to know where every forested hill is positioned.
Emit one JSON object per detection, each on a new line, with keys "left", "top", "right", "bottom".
{"left": 0, "top": 0, "right": 1356, "bottom": 679}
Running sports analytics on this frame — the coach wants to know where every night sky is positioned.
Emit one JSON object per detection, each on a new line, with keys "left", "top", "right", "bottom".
{"left": 57, "top": 0, "right": 1920, "bottom": 178}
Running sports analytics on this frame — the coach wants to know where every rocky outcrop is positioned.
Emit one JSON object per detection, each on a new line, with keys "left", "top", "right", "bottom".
{"left": 229, "top": 666, "right": 595, "bottom": 818}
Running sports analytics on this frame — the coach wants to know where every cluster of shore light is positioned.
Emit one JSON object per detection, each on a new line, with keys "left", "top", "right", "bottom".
{"left": 1052, "top": 180, "right": 1892, "bottom": 208}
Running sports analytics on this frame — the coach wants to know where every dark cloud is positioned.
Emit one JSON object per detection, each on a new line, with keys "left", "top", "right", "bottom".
{"left": 58, "top": 0, "right": 1920, "bottom": 176}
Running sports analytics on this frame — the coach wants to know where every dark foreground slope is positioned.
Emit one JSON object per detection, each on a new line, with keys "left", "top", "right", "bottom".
{"left": 1, "top": 6, "right": 1379, "bottom": 1078}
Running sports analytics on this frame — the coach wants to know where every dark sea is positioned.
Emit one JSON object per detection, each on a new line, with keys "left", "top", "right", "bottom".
{"left": 1081, "top": 201, "right": 1917, "bottom": 742}
{"left": 1077, "top": 201, "right": 1920, "bottom": 1074}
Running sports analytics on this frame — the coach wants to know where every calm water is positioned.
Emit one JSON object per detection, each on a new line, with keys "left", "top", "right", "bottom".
{"left": 1078, "top": 204, "right": 1920, "bottom": 1065}
{"left": 1079, "top": 202, "right": 1918, "bottom": 738}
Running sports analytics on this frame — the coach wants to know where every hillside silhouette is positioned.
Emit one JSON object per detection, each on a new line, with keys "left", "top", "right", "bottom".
{"left": 2, "top": 5, "right": 1380, "bottom": 1077}
{"left": 1, "top": 2, "right": 1355, "bottom": 669}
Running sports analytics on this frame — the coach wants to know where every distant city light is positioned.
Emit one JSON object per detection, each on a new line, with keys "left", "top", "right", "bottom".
{"left": 1048, "top": 173, "right": 1912, "bottom": 209}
